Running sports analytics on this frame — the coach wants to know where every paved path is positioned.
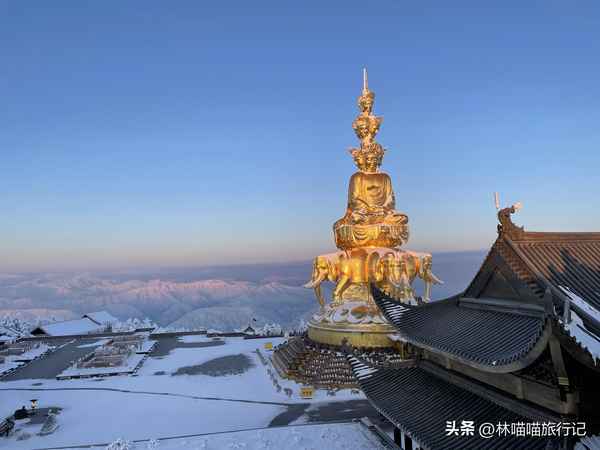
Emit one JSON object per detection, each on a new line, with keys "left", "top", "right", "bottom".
{"left": 268, "top": 399, "right": 381, "bottom": 427}
{"left": 305, "top": 399, "right": 380, "bottom": 423}
{"left": 0, "top": 386, "right": 292, "bottom": 407}
{"left": 1, "top": 339, "right": 105, "bottom": 381}
{"left": 268, "top": 403, "right": 310, "bottom": 426}
{"left": 150, "top": 336, "right": 224, "bottom": 357}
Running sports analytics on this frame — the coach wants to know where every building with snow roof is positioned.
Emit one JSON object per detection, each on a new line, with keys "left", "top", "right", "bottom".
{"left": 30, "top": 311, "right": 119, "bottom": 337}
{"left": 0, "top": 325, "right": 19, "bottom": 344}
{"left": 30, "top": 317, "right": 105, "bottom": 337}
{"left": 82, "top": 311, "right": 118, "bottom": 327}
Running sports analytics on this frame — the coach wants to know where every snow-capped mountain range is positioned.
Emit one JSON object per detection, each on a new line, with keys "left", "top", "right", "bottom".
{"left": 0, "top": 272, "right": 317, "bottom": 330}
{"left": 0, "top": 252, "right": 485, "bottom": 331}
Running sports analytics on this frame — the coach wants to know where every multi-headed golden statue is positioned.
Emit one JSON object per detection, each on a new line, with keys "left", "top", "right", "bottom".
{"left": 305, "top": 69, "right": 441, "bottom": 347}
{"left": 333, "top": 70, "right": 409, "bottom": 250}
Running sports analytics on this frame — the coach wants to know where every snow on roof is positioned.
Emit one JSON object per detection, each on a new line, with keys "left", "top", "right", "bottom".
{"left": 563, "top": 310, "right": 600, "bottom": 362}
{"left": 36, "top": 317, "right": 104, "bottom": 336}
{"left": 559, "top": 286, "right": 600, "bottom": 324}
{"left": 83, "top": 311, "right": 118, "bottom": 325}
{"left": 0, "top": 325, "right": 18, "bottom": 337}
{"left": 559, "top": 286, "right": 600, "bottom": 362}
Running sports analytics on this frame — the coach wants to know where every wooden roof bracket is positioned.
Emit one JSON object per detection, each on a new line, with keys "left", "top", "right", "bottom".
{"left": 548, "top": 333, "right": 579, "bottom": 415}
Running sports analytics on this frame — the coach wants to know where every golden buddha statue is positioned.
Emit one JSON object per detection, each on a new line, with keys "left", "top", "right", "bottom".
{"left": 333, "top": 69, "right": 409, "bottom": 250}
{"left": 303, "top": 69, "right": 441, "bottom": 348}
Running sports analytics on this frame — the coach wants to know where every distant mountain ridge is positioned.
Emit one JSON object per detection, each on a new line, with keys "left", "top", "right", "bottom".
{"left": 0, "top": 273, "right": 317, "bottom": 329}
{"left": 0, "top": 252, "right": 485, "bottom": 331}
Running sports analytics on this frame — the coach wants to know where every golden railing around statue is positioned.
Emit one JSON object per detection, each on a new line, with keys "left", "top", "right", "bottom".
{"left": 303, "top": 68, "right": 442, "bottom": 348}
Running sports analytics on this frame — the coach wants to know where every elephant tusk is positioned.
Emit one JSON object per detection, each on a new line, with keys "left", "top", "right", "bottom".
{"left": 390, "top": 275, "right": 409, "bottom": 290}
{"left": 304, "top": 272, "right": 326, "bottom": 289}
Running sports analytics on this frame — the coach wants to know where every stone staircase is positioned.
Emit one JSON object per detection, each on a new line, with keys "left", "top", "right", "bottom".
{"left": 272, "top": 336, "right": 356, "bottom": 388}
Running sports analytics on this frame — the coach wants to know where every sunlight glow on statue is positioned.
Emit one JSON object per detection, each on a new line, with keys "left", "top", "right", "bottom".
{"left": 304, "top": 69, "right": 442, "bottom": 347}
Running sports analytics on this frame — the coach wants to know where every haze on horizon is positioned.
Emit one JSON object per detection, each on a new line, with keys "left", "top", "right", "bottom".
{"left": 2, "top": 2, "right": 600, "bottom": 273}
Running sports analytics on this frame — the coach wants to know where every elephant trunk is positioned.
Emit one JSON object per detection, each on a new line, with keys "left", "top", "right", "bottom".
{"left": 315, "top": 284, "right": 325, "bottom": 308}
{"left": 390, "top": 272, "right": 409, "bottom": 290}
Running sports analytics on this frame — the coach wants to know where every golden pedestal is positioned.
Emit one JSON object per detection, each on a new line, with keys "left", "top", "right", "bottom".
{"left": 307, "top": 297, "right": 397, "bottom": 348}
{"left": 308, "top": 320, "right": 396, "bottom": 348}
{"left": 334, "top": 222, "right": 409, "bottom": 250}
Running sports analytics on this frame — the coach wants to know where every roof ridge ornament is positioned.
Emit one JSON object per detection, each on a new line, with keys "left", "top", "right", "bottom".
{"left": 497, "top": 196, "right": 525, "bottom": 240}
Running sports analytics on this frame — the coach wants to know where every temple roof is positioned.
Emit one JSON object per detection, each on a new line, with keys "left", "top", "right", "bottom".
{"left": 373, "top": 288, "right": 550, "bottom": 372}
{"left": 507, "top": 233, "right": 600, "bottom": 367}
{"left": 378, "top": 207, "right": 600, "bottom": 370}
{"left": 348, "top": 355, "right": 558, "bottom": 450}
{"left": 507, "top": 233, "right": 600, "bottom": 313}
{"left": 492, "top": 206, "right": 600, "bottom": 315}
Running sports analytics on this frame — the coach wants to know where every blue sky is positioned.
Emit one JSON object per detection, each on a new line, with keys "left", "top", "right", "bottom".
{"left": 1, "top": 1, "right": 599, "bottom": 272}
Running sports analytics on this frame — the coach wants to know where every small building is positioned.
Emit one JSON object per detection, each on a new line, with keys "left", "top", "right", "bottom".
{"left": 0, "top": 325, "right": 19, "bottom": 345}
{"left": 242, "top": 324, "right": 256, "bottom": 335}
{"left": 349, "top": 206, "right": 600, "bottom": 449}
{"left": 30, "top": 310, "right": 119, "bottom": 337}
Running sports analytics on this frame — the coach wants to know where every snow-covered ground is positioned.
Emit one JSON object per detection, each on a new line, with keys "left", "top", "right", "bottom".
{"left": 176, "top": 334, "right": 212, "bottom": 344}
{"left": 0, "top": 336, "right": 368, "bottom": 449}
{"left": 0, "top": 343, "right": 52, "bottom": 376}
{"left": 96, "top": 422, "right": 387, "bottom": 450}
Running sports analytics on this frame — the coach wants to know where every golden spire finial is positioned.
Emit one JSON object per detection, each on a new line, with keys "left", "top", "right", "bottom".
{"left": 351, "top": 69, "right": 384, "bottom": 171}
{"left": 357, "top": 68, "right": 375, "bottom": 115}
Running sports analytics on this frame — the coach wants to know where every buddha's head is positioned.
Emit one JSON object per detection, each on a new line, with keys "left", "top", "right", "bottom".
{"left": 352, "top": 116, "right": 371, "bottom": 141}
{"left": 352, "top": 115, "right": 381, "bottom": 145}
{"left": 351, "top": 143, "right": 384, "bottom": 173}
{"left": 365, "top": 152, "right": 380, "bottom": 173}
{"left": 350, "top": 148, "right": 366, "bottom": 170}
{"left": 368, "top": 143, "right": 385, "bottom": 172}
{"left": 358, "top": 90, "right": 375, "bottom": 114}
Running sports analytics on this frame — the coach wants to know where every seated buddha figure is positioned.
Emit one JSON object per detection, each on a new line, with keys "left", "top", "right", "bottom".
{"left": 336, "top": 144, "right": 408, "bottom": 228}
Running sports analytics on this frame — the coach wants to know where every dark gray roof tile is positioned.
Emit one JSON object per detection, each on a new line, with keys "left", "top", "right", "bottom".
{"left": 349, "top": 356, "right": 557, "bottom": 450}
{"left": 373, "top": 287, "right": 547, "bottom": 370}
